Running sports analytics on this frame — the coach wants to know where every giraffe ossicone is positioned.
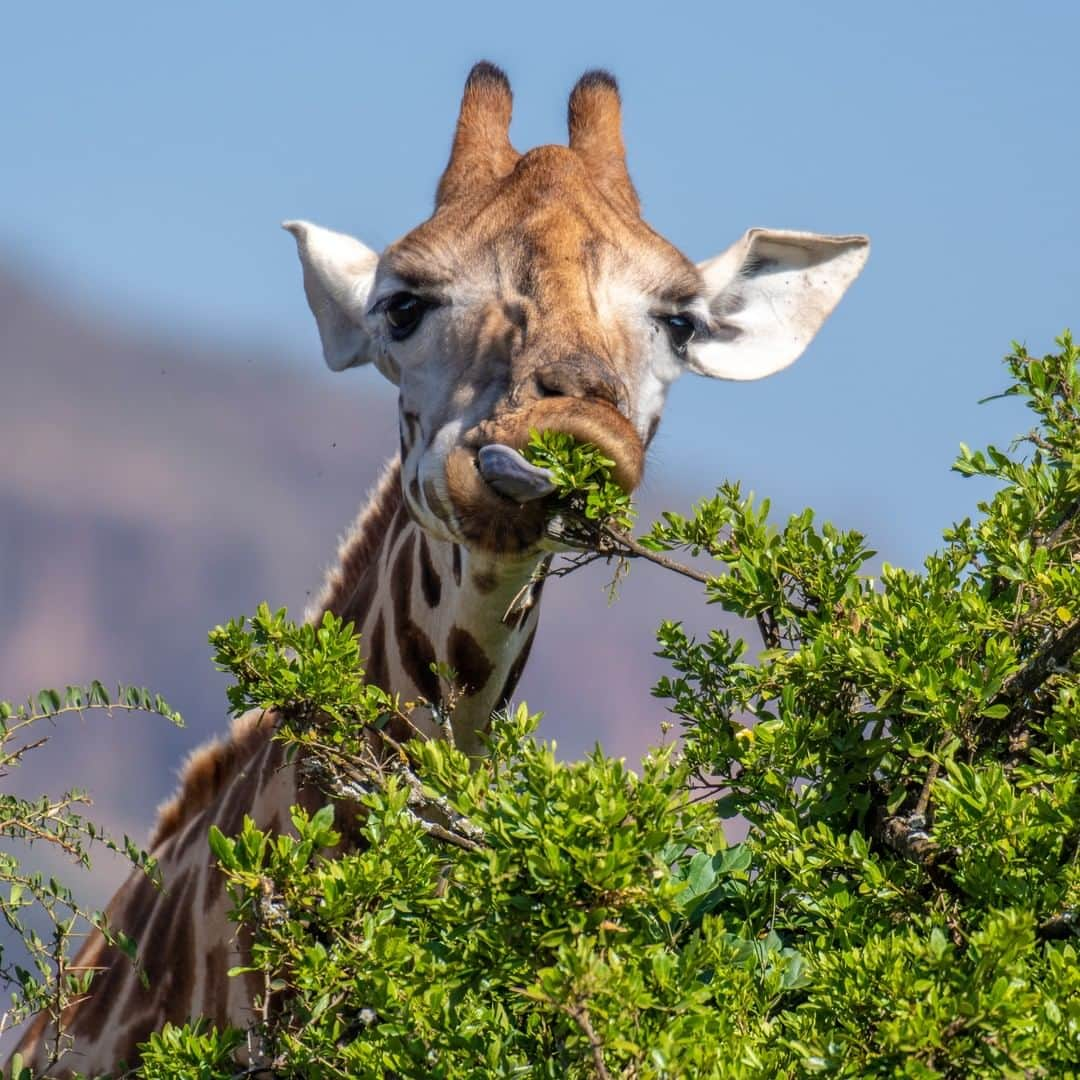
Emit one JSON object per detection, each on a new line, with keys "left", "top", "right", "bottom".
{"left": 8, "top": 62, "right": 868, "bottom": 1076}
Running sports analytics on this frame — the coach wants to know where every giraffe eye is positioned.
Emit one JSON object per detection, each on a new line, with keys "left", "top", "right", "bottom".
{"left": 661, "top": 314, "right": 696, "bottom": 354}
{"left": 384, "top": 293, "right": 429, "bottom": 341}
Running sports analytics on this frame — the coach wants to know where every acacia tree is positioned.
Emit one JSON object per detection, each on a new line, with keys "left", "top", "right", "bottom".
{"left": 8, "top": 334, "right": 1080, "bottom": 1078}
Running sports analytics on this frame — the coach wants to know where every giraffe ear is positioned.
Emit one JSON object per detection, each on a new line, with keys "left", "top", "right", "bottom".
{"left": 687, "top": 229, "right": 869, "bottom": 381}
{"left": 284, "top": 220, "right": 380, "bottom": 372}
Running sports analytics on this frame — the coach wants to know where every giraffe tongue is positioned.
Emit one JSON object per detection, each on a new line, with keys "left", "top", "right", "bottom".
{"left": 476, "top": 444, "right": 556, "bottom": 503}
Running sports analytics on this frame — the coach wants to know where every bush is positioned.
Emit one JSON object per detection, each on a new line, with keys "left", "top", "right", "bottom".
{"left": 13, "top": 334, "right": 1080, "bottom": 1077}
{"left": 138, "top": 333, "right": 1080, "bottom": 1078}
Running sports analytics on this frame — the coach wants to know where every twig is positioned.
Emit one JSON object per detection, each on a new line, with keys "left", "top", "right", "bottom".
{"left": 0, "top": 736, "right": 51, "bottom": 773}
{"left": 913, "top": 761, "right": 940, "bottom": 819}
{"left": 755, "top": 611, "right": 781, "bottom": 651}
{"left": 1043, "top": 494, "right": 1080, "bottom": 549}
{"left": 418, "top": 819, "right": 483, "bottom": 852}
{"left": 871, "top": 743, "right": 945, "bottom": 864}
{"left": 303, "top": 730, "right": 486, "bottom": 852}
{"left": 599, "top": 525, "right": 713, "bottom": 586}
{"left": 565, "top": 999, "right": 612, "bottom": 1080}
{"left": 50, "top": 924, "right": 68, "bottom": 1070}
{"left": 987, "top": 616, "right": 1080, "bottom": 732}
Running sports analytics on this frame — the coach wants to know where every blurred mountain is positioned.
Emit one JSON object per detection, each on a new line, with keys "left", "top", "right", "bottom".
{"left": 0, "top": 258, "right": 724, "bottom": 914}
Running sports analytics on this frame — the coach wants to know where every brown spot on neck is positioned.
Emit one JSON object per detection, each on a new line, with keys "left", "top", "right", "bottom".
{"left": 391, "top": 532, "right": 440, "bottom": 704}
{"left": 447, "top": 626, "right": 495, "bottom": 696}
{"left": 418, "top": 533, "right": 443, "bottom": 608}
{"left": 365, "top": 612, "right": 390, "bottom": 692}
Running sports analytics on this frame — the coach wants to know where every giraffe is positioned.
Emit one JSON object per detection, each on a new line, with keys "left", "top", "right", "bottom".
{"left": 8, "top": 63, "right": 868, "bottom": 1076}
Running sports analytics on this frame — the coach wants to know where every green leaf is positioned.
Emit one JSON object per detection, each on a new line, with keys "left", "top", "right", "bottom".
{"left": 207, "top": 826, "right": 237, "bottom": 870}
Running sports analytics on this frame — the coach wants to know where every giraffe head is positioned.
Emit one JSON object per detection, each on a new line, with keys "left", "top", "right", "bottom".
{"left": 287, "top": 63, "right": 868, "bottom": 555}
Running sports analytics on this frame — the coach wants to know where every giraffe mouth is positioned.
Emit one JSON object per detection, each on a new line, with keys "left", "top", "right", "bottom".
{"left": 478, "top": 397, "right": 644, "bottom": 493}
{"left": 443, "top": 398, "right": 643, "bottom": 554}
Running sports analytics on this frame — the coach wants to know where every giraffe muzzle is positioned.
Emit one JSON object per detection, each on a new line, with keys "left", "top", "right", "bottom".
{"left": 443, "top": 397, "right": 643, "bottom": 553}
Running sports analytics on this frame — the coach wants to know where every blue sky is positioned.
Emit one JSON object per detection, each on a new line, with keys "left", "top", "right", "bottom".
{"left": 4, "top": 1, "right": 1078, "bottom": 564}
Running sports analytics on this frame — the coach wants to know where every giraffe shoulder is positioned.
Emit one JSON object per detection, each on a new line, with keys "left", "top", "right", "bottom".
{"left": 150, "top": 708, "right": 272, "bottom": 847}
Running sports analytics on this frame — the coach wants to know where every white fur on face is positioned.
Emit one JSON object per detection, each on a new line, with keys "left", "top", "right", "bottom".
{"left": 413, "top": 418, "right": 466, "bottom": 541}
{"left": 593, "top": 275, "right": 707, "bottom": 444}
{"left": 388, "top": 265, "right": 698, "bottom": 544}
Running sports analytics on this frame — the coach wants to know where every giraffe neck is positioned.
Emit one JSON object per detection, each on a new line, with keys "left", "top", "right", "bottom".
{"left": 8, "top": 458, "right": 550, "bottom": 1076}
{"left": 314, "top": 458, "right": 546, "bottom": 757}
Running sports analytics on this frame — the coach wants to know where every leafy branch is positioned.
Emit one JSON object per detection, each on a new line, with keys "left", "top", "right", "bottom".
{"left": 0, "top": 683, "right": 182, "bottom": 1073}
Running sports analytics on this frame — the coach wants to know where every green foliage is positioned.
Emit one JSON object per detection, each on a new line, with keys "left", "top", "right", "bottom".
{"left": 523, "top": 428, "right": 635, "bottom": 534}
{"left": 9, "top": 335, "right": 1079, "bottom": 1077}
{"left": 136, "top": 333, "right": 1080, "bottom": 1078}
{"left": 135, "top": 1019, "right": 246, "bottom": 1079}
{"left": 642, "top": 332, "right": 1080, "bottom": 1074}
{"left": 158, "top": 709, "right": 799, "bottom": 1078}
{"left": 0, "top": 684, "right": 181, "bottom": 1068}
{"left": 209, "top": 602, "right": 393, "bottom": 729}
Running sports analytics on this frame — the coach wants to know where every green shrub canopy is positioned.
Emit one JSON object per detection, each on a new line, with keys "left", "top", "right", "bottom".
{"left": 6, "top": 336, "right": 1079, "bottom": 1078}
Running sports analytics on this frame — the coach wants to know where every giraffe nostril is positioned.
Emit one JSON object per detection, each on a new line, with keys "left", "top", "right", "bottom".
{"left": 531, "top": 360, "right": 624, "bottom": 409}
{"left": 534, "top": 367, "right": 570, "bottom": 399}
